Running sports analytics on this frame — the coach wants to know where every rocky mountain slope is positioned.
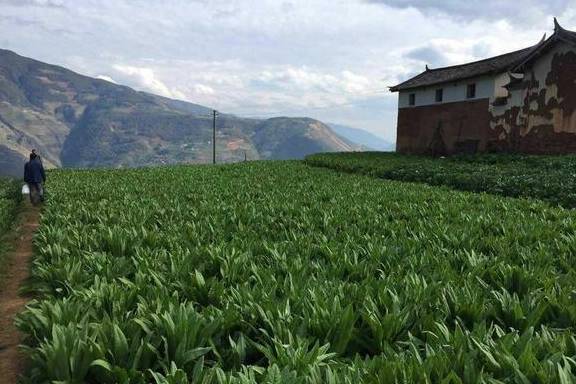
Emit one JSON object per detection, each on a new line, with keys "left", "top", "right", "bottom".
{"left": 0, "top": 49, "right": 356, "bottom": 176}
{"left": 328, "top": 123, "right": 395, "bottom": 151}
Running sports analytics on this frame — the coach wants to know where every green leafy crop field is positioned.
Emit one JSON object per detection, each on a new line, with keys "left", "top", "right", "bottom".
{"left": 0, "top": 177, "right": 21, "bottom": 241}
{"left": 305, "top": 152, "right": 576, "bottom": 208}
{"left": 18, "top": 162, "right": 576, "bottom": 383}
{"left": 0, "top": 177, "right": 21, "bottom": 284}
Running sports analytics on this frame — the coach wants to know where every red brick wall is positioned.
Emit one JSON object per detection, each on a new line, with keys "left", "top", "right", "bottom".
{"left": 397, "top": 99, "right": 491, "bottom": 155}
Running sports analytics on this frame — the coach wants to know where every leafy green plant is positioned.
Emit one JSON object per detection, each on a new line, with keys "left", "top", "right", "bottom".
{"left": 0, "top": 177, "right": 21, "bottom": 235}
{"left": 16, "top": 161, "right": 576, "bottom": 382}
{"left": 0, "top": 177, "right": 22, "bottom": 278}
{"left": 305, "top": 152, "right": 576, "bottom": 208}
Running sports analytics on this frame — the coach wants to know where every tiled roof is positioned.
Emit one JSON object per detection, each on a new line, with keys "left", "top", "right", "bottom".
{"left": 390, "top": 47, "right": 536, "bottom": 92}
{"left": 390, "top": 19, "right": 576, "bottom": 93}
{"left": 513, "top": 19, "right": 576, "bottom": 71}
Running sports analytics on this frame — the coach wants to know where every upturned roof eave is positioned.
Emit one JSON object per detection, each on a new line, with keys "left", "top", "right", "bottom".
{"left": 513, "top": 33, "right": 576, "bottom": 72}
{"left": 390, "top": 18, "right": 573, "bottom": 93}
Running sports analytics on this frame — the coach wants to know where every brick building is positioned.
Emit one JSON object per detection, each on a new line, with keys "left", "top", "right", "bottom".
{"left": 390, "top": 19, "right": 576, "bottom": 155}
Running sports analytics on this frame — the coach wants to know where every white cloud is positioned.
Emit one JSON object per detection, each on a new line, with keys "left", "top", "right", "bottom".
{"left": 193, "top": 84, "right": 215, "bottom": 95}
{"left": 96, "top": 75, "right": 117, "bottom": 84}
{"left": 366, "top": 0, "right": 571, "bottom": 23}
{"left": 112, "top": 64, "right": 186, "bottom": 100}
{"left": 402, "top": 38, "right": 504, "bottom": 69}
{"left": 0, "top": 0, "right": 65, "bottom": 7}
{"left": 1, "top": 0, "right": 574, "bottom": 141}
{"left": 251, "top": 67, "right": 374, "bottom": 104}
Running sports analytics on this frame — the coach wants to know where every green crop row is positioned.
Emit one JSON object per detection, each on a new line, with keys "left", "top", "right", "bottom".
{"left": 0, "top": 177, "right": 22, "bottom": 283}
{"left": 305, "top": 152, "right": 576, "bottom": 208}
{"left": 18, "top": 162, "right": 576, "bottom": 383}
{"left": 0, "top": 177, "right": 21, "bottom": 239}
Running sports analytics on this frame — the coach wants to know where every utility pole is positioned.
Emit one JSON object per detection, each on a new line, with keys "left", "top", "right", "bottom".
{"left": 212, "top": 110, "right": 217, "bottom": 164}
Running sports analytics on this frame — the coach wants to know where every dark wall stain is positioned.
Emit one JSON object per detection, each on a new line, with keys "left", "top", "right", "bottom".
{"left": 489, "top": 49, "right": 576, "bottom": 153}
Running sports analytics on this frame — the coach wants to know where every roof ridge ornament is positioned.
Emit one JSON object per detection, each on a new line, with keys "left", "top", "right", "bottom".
{"left": 554, "top": 17, "right": 563, "bottom": 32}
{"left": 539, "top": 33, "right": 547, "bottom": 43}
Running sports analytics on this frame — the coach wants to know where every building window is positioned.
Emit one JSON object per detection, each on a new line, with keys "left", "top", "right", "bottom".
{"left": 409, "top": 93, "right": 416, "bottom": 106}
{"left": 467, "top": 83, "right": 476, "bottom": 99}
{"left": 435, "top": 88, "right": 443, "bottom": 103}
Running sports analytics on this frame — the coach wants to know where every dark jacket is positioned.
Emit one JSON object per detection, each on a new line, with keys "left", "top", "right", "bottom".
{"left": 24, "top": 158, "right": 46, "bottom": 183}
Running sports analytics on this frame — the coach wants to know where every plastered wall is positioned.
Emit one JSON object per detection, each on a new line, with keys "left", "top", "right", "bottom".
{"left": 488, "top": 42, "right": 576, "bottom": 153}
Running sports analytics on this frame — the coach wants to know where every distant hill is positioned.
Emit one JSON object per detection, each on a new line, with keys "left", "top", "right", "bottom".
{"left": 0, "top": 146, "right": 24, "bottom": 177}
{"left": 0, "top": 49, "right": 355, "bottom": 175}
{"left": 253, "top": 117, "right": 356, "bottom": 160}
{"left": 328, "top": 123, "right": 395, "bottom": 151}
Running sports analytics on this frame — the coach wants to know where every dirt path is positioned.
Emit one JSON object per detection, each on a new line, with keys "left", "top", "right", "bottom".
{"left": 0, "top": 202, "right": 40, "bottom": 383}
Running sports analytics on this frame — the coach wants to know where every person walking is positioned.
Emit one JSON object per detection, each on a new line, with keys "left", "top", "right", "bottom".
{"left": 31, "top": 149, "right": 42, "bottom": 164}
{"left": 24, "top": 151, "right": 46, "bottom": 205}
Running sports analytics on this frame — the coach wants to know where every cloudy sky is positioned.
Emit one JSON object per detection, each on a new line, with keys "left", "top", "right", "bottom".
{"left": 1, "top": 0, "right": 575, "bottom": 141}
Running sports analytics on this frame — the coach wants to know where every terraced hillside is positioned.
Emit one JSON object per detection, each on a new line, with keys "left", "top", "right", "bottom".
{"left": 16, "top": 161, "right": 576, "bottom": 382}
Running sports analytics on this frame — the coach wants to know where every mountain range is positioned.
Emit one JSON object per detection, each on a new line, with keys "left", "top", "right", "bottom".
{"left": 0, "top": 49, "right": 387, "bottom": 177}
{"left": 328, "top": 123, "right": 395, "bottom": 151}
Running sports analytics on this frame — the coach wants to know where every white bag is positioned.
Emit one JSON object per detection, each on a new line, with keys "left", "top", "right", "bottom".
{"left": 22, "top": 184, "right": 30, "bottom": 195}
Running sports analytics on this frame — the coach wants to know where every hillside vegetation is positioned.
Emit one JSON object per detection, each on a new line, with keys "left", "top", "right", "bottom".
{"left": 0, "top": 49, "right": 355, "bottom": 175}
{"left": 306, "top": 152, "right": 576, "bottom": 208}
{"left": 17, "top": 162, "right": 576, "bottom": 383}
